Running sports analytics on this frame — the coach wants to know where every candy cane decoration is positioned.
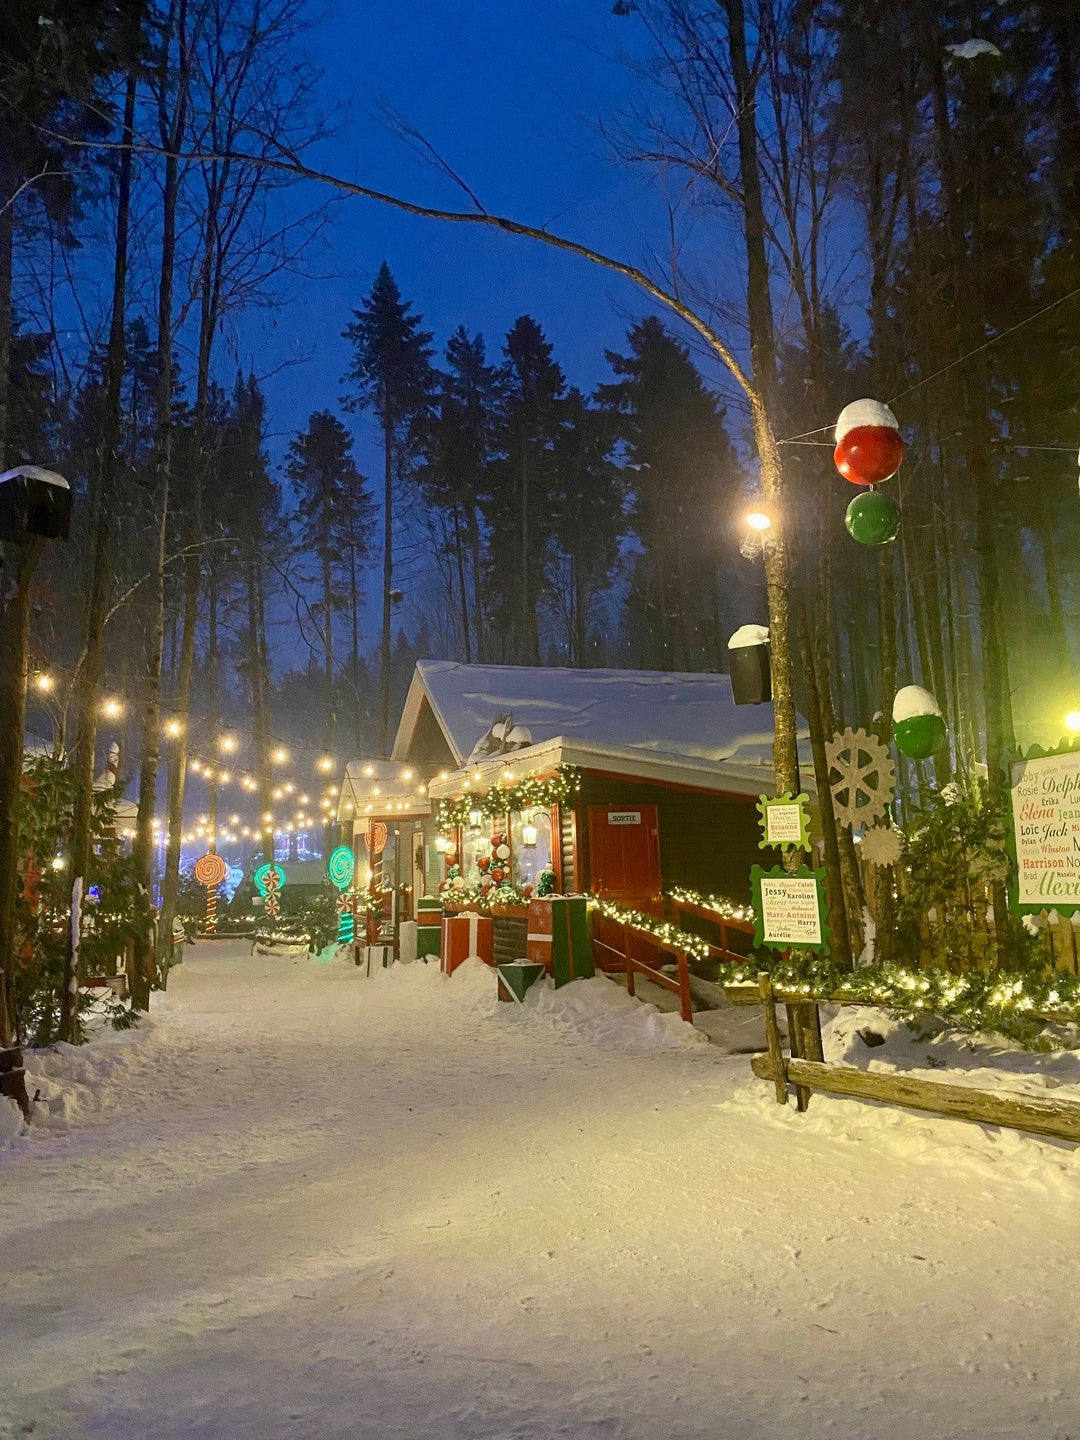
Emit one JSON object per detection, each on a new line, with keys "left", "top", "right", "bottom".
{"left": 193, "top": 852, "right": 228, "bottom": 933}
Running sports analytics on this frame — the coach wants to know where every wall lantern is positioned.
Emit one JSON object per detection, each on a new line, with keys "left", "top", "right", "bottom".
{"left": 521, "top": 815, "right": 538, "bottom": 848}
{"left": 468, "top": 808, "right": 484, "bottom": 829}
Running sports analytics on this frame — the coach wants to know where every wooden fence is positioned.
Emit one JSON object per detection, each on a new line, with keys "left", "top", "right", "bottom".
{"left": 728, "top": 973, "right": 1080, "bottom": 1144}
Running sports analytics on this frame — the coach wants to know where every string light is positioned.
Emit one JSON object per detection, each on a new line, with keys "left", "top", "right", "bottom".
{"left": 272, "top": 746, "right": 289, "bottom": 764}
{"left": 165, "top": 719, "right": 183, "bottom": 738}
{"left": 317, "top": 755, "right": 334, "bottom": 773}
{"left": 33, "top": 672, "right": 55, "bottom": 693}
{"left": 219, "top": 735, "right": 237, "bottom": 753}
{"left": 101, "top": 698, "right": 123, "bottom": 719}
{"left": 438, "top": 766, "right": 581, "bottom": 829}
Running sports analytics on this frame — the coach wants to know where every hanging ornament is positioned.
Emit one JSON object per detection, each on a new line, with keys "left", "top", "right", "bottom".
{"left": 892, "top": 686, "right": 948, "bottom": 759}
{"left": 825, "top": 727, "right": 896, "bottom": 828}
{"left": 477, "top": 853, "right": 491, "bottom": 872}
{"left": 845, "top": 489, "right": 901, "bottom": 546}
{"left": 537, "top": 867, "right": 557, "bottom": 898}
{"left": 495, "top": 843, "right": 510, "bottom": 860}
{"left": 834, "top": 400, "right": 904, "bottom": 486}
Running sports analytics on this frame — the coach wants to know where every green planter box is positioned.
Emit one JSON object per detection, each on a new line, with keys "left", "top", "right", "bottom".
{"left": 416, "top": 897, "right": 442, "bottom": 962}
{"left": 496, "top": 961, "right": 547, "bottom": 1004}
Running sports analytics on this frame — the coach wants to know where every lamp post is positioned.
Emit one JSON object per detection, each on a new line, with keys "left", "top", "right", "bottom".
{"left": 0, "top": 467, "right": 71, "bottom": 1114}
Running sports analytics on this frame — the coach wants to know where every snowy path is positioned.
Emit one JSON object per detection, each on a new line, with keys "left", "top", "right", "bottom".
{"left": 2, "top": 944, "right": 1079, "bottom": 1440}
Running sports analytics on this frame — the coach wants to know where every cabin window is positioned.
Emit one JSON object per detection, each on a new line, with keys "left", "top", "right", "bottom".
{"left": 511, "top": 808, "right": 552, "bottom": 891}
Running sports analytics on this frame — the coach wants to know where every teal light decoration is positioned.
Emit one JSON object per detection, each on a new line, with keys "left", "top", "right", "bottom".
{"left": 328, "top": 845, "right": 356, "bottom": 943}
{"left": 253, "top": 862, "right": 286, "bottom": 895}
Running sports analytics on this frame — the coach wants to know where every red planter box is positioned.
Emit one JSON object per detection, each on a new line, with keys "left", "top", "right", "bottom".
{"left": 440, "top": 912, "right": 494, "bottom": 975}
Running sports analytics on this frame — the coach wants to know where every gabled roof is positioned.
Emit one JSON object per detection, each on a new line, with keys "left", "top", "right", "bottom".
{"left": 393, "top": 660, "right": 789, "bottom": 773}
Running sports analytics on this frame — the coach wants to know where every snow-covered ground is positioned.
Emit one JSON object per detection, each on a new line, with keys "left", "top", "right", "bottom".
{"left": 2, "top": 943, "right": 1080, "bottom": 1439}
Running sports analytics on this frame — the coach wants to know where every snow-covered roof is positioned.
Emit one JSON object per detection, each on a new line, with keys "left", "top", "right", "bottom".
{"left": 395, "top": 660, "right": 791, "bottom": 770}
{"left": 338, "top": 756, "right": 433, "bottom": 825}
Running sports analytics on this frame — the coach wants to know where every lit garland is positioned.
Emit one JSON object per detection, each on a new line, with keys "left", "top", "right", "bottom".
{"left": 727, "top": 953, "right": 1080, "bottom": 1048}
{"left": 441, "top": 880, "right": 531, "bottom": 911}
{"left": 437, "top": 765, "right": 581, "bottom": 829}
{"left": 667, "top": 886, "right": 755, "bottom": 926}
{"left": 590, "top": 897, "right": 713, "bottom": 960}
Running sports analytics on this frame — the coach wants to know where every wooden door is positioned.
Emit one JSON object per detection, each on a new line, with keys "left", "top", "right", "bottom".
{"left": 586, "top": 804, "right": 662, "bottom": 914}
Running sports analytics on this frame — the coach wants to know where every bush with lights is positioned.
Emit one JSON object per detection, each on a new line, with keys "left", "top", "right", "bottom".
{"left": 12, "top": 756, "right": 142, "bottom": 1044}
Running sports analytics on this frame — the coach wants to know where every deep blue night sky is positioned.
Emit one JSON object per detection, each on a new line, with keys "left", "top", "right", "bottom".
{"left": 240, "top": 2, "right": 703, "bottom": 459}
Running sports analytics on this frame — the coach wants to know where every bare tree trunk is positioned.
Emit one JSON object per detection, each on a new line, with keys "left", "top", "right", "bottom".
{"left": 0, "top": 194, "right": 12, "bottom": 464}
{"left": 60, "top": 49, "right": 139, "bottom": 1042}
{"left": 452, "top": 504, "right": 471, "bottom": 662}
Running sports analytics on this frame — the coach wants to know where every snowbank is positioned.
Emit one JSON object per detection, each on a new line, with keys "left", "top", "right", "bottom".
{"left": 723, "top": 1003, "right": 1080, "bottom": 1195}
{"left": 0, "top": 1013, "right": 167, "bottom": 1153}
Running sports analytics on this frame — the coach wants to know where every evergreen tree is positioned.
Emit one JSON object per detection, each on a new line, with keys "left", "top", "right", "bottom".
{"left": 599, "top": 318, "right": 743, "bottom": 670}
{"left": 417, "top": 327, "right": 500, "bottom": 662}
{"left": 341, "top": 262, "right": 433, "bottom": 752}
{"left": 484, "top": 315, "right": 565, "bottom": 664}
{"left": 286, "top": 410, "right": 375, "bottom": 755}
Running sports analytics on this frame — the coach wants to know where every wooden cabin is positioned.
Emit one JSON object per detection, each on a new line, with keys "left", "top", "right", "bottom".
{"left": 337, "top": 662, "right": 806, "bottom": 955}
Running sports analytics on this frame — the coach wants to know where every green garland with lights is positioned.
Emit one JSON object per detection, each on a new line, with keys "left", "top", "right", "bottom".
{"left": 441, "top": 881, "right": 531, "bottom": 910}
{"left": 727, "top": 953, "right": 1080, "bottom": 1048}
{"left": 437, "top": 764, "right": 581, "bottom": 829}
{"left": 666, "top": 886, "right": 755, "bottom": 926}
{"left": 590, "top": 897, "right": 713, "bottom": 961}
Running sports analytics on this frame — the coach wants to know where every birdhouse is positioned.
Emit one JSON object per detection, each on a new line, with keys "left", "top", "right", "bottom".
{"left": 0, "top": 466, "right": 71, "bottom": 543}
{"left": 727, "top": 624, "right": 772, "bottom": 705}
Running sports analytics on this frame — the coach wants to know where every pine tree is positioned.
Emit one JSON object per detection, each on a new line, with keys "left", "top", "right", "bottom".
{"left": 484, "top": 316, "right": 565, "bottom": 664}
{"left": 599, "top": 318, "right": 743, "bottom": 670}
{"left": 286, "top": 410, "right": 374, "bottom": 758}
{"left": 341, "top": 263, "right": 433, "bottom": 752}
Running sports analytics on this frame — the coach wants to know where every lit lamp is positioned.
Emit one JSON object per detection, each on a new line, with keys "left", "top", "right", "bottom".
{"left": 434, "top": 835, "right": 449, "bottom": 854}
{"left": 1067, "top": 711, "right": 1080, "bottom": 734}
{"left": 468, "top": 808, "right": 483, "bottom": 829}
{"left": 521, "top": 814, "right": 538, "bottom": 848}
{"left": 740, "top": 508, "right": 772, "bottom": 558}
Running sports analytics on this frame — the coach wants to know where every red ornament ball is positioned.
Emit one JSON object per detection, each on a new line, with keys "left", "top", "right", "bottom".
{"left": 491, "top": 867, "right": 505, "bottom": 882}
{"left": 834, "top": 399, "right": 904, "bottom": 486}
{"left": 477, "top": 854, "right": 490, "bottom": 871}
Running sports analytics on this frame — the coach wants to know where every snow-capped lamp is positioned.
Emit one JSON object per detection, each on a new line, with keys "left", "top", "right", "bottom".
{"left": 845, "top": 489, "right": 901, "bottom": 546}
{"left": 834, "top": 400, "right": 905, "bottom": 487}
{"left": 0, "top": 465, "right": 72, "bottom": 542}
{"left": 892, "top": 685, "right": 948, "bottom": 759}
{"left": 727, "top": 624, "right": 771, "bottom": 705}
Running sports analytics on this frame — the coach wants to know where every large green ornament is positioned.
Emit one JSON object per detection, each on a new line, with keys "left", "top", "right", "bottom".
{"left": 845, "top": 489, "right": 901, "bottom": 546}
{"left": 892, "top": 685, "right": 947, "bottom": 759}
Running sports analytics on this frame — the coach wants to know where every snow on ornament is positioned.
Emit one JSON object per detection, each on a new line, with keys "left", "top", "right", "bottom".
{"left": 834, "top": 400, "right": 904, "bottom": 487}
{"left": 892, "top": 685, "right": 947, "bottom": 759}
{"left": 845, "top": 490, "right": 901, "bottom": 547}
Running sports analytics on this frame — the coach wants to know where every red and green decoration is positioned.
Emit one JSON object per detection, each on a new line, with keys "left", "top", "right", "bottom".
{"left": 835, "top": 399, "right": 904, "bottom": 547}
{"left": 892, "top": 685, "right": 948, "bottom": 760}
{"left": 437, "top": 765, "right": 580, "bottom": 829}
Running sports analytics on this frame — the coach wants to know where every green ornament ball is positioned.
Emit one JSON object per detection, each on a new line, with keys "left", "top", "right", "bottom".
{"left": 894, "top": 711, "right": 947, "bottom": 759}
{"left": 845, "top": 490, "right": 901, "bottom": 546}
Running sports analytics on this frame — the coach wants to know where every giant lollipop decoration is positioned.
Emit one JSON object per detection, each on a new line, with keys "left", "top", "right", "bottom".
{"left": 254, "top": 861, "right": 286, "bottom": 918}
{"left": 193, "top": 851, "right": 228, "bottom": 933}
{"left": 328, "top": 844, "right": 356, "bottom": 945}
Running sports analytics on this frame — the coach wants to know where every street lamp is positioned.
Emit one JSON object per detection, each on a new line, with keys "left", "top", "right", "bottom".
{"left": 1067, "top": 711, "right": 1080, "bottom": 734}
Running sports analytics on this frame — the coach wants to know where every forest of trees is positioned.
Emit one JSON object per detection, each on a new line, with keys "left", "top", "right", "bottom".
{"left": 2, "top": 0, "right": 1080, "bottom": 1026}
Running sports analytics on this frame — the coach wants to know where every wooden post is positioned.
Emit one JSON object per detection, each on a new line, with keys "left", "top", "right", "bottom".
{"left": 759, "top": 972, "right": 788, "bottom": 1104}
{"left": 676, "top": 948, "right": 693, "bottom": 1024}
{"left": 786, "top": 1003, "right": 811, "bottom": 1111}
{"left": 802, "top": 1002, "right": 825, "bottom": 1063}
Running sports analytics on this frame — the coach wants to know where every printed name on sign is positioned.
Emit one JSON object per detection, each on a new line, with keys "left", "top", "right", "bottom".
{"left": 759, "top": 877, "right": 823, "bottom": 947}
{"left": 1009, "top": 746, "right": 1080, "bottom": 912}
{"left": 607, "top": 811, "right": 641, "bottom": 826}
{"left": 766, "top": 804, "right": 803, "bottom": 845}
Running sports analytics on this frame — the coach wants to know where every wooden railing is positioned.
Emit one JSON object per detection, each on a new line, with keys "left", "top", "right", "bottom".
{"left": 667, "top": 895, "right": 755, "bottom": 964}
{"left": 591, "top": 910, "right": 693, "bottom": 1023}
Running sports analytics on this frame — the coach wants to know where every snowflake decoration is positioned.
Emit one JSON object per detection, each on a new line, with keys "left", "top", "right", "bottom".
{"left": 825, "top": 726, "right": 896, "bottom": 828}
{"left": 860, "top": 822, "right": 903, "bottom": 868}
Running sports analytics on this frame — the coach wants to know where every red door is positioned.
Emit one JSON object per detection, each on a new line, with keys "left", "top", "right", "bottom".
{"left": 587, "top": 804, "right": 662, "bottom": 914}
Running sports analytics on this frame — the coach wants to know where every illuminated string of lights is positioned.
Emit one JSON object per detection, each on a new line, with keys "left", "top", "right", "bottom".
{"left": 666, "top": 886, "right": 755, "bottom": 926}
{"left": 726, "top": 955, "right": 1080, "bottom": 1048}
{"left": 437, "top": 765, "right": 581, "bottom": 829}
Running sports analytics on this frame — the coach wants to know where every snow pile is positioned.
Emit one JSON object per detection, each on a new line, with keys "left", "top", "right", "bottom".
{"left": 497, "top": 967, "right": 708, "bottom": 1054}
{"left": 0, "top": 1014, "right": 166, "bottom": 1152}
{"left": 723, "top": 1003, "right": 1080, "bottom": 1194}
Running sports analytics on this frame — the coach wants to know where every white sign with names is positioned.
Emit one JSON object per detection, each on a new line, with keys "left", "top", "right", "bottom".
{"left": 1010, "top": 750, "right": 1080, "bottom": 908}
{"left": 759, "top": 877, "right": 823, "bottom": 947}
{"left": 765, "top": 802, "right": 804, "bottom": 846}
